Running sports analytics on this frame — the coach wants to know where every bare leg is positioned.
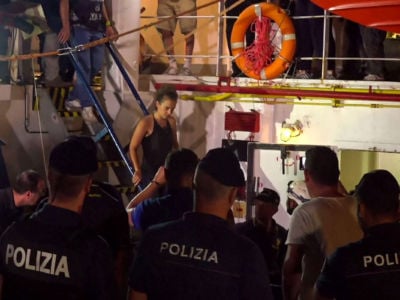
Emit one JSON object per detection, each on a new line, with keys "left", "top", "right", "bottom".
{"left": 160, "top": 30, "right": 177, "bottom": 71}
{"left": 183, "top": 33, "right": 194, "bottom": 69}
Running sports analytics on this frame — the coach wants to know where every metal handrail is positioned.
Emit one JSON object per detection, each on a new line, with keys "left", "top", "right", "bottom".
{"left": 140, "top": 4, "right": 398, "bottom": 79}
{"left": 66, "top": 43, "right": 136, "bottom": 180}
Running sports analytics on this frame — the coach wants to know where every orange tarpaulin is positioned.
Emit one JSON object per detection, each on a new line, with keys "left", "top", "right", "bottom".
{"left": 312, "top": 0, "right": 400, "bottom": 33}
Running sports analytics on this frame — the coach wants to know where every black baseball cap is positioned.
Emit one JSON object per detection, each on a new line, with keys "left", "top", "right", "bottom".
{"left": 197, "top": 148, "right": 245, "bottom": 187}
{"left": 49, "top": 136, "right": 98, "bottom": 175}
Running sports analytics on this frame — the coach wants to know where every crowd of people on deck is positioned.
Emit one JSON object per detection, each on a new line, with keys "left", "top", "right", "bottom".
{"left": 225, "top": 0, "right": 389, "bottom": 80}
{"left": 0, "top": 0, "right": 392, "bottom": 89}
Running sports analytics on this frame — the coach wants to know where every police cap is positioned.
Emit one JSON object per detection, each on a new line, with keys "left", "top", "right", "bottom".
{"left": 197, "top": 148, "right": 245, "bottom": 187}
{"left": 49, "top": 136, "right": 98, "bottom": 175}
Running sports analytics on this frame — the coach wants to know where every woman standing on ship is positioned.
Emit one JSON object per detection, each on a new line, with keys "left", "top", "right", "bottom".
{"left": 129, "top": 85, "right": 179, "bottom": 187}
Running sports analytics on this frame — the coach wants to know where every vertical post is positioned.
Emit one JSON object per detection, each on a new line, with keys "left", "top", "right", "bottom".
{"left": 216, "top": 0, "right": 225, "bottom": 76}
{"left": 246, "top": 142, "right": 256, "bottom": 220}
{"left": 321, "top": 9, "right": 330, "bottom": 79}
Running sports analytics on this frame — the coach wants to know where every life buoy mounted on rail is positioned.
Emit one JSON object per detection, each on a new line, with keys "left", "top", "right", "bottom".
{"left": 230, "top": 3, "right": 296, "bottom": 80}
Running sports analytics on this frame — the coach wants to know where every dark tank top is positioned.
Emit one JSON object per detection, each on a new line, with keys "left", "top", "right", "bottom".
{"left": 141, "top": 116, "right": 173, "bottom": 183}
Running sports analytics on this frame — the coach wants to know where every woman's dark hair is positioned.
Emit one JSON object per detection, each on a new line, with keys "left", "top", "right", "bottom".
{"left": 155, "top": 85, "right": 178, "bottom": 103}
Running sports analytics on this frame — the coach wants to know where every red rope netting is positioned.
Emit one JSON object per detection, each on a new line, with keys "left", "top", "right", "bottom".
{"left": 243, "top": 17, "right": 276, "bottom": 75}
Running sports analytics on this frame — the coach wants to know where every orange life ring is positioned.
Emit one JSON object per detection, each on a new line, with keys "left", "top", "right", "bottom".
{"left": 230, "top": 3, "right": 296, "bottom": 80}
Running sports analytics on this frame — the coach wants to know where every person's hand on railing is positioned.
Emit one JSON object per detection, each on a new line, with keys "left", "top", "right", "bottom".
{"left": 132, "top": 169, "right": 142, "bottom": 186}
{"left": 105, "top": 22, "right": 119, "bottom": 41}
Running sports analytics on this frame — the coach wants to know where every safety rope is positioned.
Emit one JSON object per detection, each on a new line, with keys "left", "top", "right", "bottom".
{"left": 244, "top": 17, "right": 275, "bottom": 75}
{"left": 0, "top": 0, "right": 224, "bottom": 63}
{"left": 28, "top": 56, "right": 50, "bottom": 184}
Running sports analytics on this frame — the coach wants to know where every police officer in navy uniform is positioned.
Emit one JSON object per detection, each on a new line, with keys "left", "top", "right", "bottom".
{"left": 314, "top": 170, "right": 400, "bottom": 300}
{"left": 68, "top": 136, "right": 130, "bottom": 300}
{"left": 83, "top": 181, "right": 130, "bottom": 300}
{"left": 235, "top": 188, "right": 287, "bottom": 300}
{"left": 36, "top": 136, "right": 130, "bottom": 300}
{"left": 128, "top": 148, "right": 273, "bottom": 300}
{"left": 0, "top": 137, "right": 116, "bottom": 299}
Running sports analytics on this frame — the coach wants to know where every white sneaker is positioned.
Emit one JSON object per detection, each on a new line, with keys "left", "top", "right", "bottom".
{"left": 364, "top": 74, "right": 384, "bottom": 81}
{"left": 295, "top": 70, "right": 312, "bottom": 79}
{"left": 325, "top": 70, "right": 336, "bottom": 80}
{"left": 164, "top": 66, "right": 178, "bottom": 75}
{"left": 81, "top": 106, "right": 97, "bottom": 123}
{"left": 179, "top": 67, "right": 192, "bottom": 76}
{"left": 65, "top": 100, "right": 82, "bottom": 111}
